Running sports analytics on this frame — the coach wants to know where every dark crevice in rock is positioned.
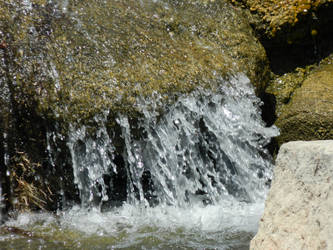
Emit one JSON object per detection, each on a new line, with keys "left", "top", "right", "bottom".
{"left": 101, "top": 154, "right": 128, "bottom": 210}
{"left": 260, "top": 3, "right": 333, "bottom": 74}
{"left": 260, "top": 92, "right": 277, "bottom": 127}
{"left": 259, "top": 92, "right": 278, "bottom": 157}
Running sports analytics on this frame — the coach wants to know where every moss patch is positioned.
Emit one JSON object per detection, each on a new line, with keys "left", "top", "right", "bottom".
{"left": 1, "top": 0, "right": 268, "bottom": 127}
{"left": 273, "top": 60, "right": 333, "bottom": 145}
{"left": 231, "top": 0, "right": 333, "bottom": 36}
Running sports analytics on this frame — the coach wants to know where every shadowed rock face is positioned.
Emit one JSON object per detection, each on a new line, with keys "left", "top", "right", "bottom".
{"left": 229, "top": 0, "right": 333, "bottom": 73}
{"left": 0, "top": 0, "right": 268, "bottom": 211}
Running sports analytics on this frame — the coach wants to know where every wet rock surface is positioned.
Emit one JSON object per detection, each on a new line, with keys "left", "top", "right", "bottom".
{"left": 271, "top": 59, "right": 333, "bottom": 145}
{"left": 251, "top": 140, "right": 333, "bottom": 250}
{"left": 0, "top": 0, "right": 269, "bottom": 211}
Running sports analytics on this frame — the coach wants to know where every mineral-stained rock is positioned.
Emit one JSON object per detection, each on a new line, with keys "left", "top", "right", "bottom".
{"left": 251, "top": 140, "right": 333, "bottom": 250}
{"left": 274, "top": 63, "right": 333, "bottom": 145}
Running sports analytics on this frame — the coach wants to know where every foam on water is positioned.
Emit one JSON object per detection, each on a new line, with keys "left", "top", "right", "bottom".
{"left": 1, "top": 74, "right": 279, "bottom": 249}
{"left": 3, "top": 200, "right": 264, "bottom": 249}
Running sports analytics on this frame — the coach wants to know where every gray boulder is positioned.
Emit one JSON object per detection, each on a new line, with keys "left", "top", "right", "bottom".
{"left": 251, "top": 140, "right": 333, "bottom": 250}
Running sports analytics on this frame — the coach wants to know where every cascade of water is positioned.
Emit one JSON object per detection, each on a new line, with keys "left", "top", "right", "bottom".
{"left": 133, "top": 74, "right": 278, "bottom": 206}
{"left": 0, "top": 132, "right": 10, "bottom": 221}
{"left": 67, "top": 74, "right": 279, "bottom": 208}
{"left": 2, "top": 74, "right": 279, "bottom": 248}
{"left": 116, "top": 115, "right": 147, "bottom": 205}
{"left": 67, "top": 112, "right": 115, "bottom": 207}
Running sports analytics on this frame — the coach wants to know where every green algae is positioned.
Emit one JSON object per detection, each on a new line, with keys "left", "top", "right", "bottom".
{"left": 1, "top": 0, "right": 268, "bottom": 127}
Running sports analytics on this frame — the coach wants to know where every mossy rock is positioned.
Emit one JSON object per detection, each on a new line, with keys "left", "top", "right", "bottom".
{"left": 1, "top": 0, "right": 269, "bottom": 127}
{"left": 231, "top": 0, "right": 333, "bottom": 37}
{"left": 0, "top": 0, "right": 270, "bottom": 211}
{"left": 266, "top": 66, "right": 315, "bottom": 116}
{"left": 275, "top": 63, "right": 333, "bottom": 145}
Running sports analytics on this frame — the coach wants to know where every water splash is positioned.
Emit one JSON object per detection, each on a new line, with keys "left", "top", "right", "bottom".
{"left": 67, "top": 112, "right": 115, "bottom": 207}
{"left": 2, "top": 201, "right": 265, "bottom": 249}
{"left": 2, "top": 74, "right": 279, "bottom": 249}
{"left": 67, "top": 74, "right": 278, "bottom": 208}
{"left": 131, "top": 74, "right": 278, "bottom": 207}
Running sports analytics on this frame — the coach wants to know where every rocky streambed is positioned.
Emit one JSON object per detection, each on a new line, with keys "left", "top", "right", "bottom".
{"left": 0, "top": 0, "right": 333, "bottom": 248}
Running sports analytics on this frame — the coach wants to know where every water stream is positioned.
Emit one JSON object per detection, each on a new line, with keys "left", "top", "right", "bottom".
{"left": 0, "top": 0, "right": 280, "bottom": 248}
{"left": 1, "top": 75, "right": 279, "bottom": 249}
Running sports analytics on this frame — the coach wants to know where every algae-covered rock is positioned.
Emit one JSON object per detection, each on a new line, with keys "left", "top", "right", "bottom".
{"left": 274, "top": 63, "right": 333, "bottom": 145}
{"left": 0, "top": 0, "right": 269, "bottom": 211}
{"left": 1, "top": 0, "right": 269, "bottom": 126}
{"left": 232, "top": 0, "right": 333, "bottom": 37}
{"left": 266, "top": 66, "right": 315, "bottom": 116}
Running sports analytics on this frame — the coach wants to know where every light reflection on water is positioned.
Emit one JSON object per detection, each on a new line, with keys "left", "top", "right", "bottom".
{"left": 1, "top": 200, "right": 262, "bottom": 249}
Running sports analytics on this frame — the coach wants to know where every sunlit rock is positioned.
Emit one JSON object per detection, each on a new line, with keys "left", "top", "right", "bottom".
{"left": 251, "top": 140, "right": 333, "bottom": 250}
{"left": 274, "top": 62, "right": 333, "bottom": 145}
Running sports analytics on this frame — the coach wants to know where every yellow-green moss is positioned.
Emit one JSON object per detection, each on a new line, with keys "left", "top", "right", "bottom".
{"left": 230, "top": 0, "right": 333, "bottom": 36}
{"left": 0, "top": 0, "right": 268, "bottom": 128}
{"left": 267, "top": 53, "right": 333, "bottom": 116}
{"left": 1, "top": 0, "right": 269, "bottom": 127}
{"left": 271, "top": 57, "right": 333, "bottom": 145}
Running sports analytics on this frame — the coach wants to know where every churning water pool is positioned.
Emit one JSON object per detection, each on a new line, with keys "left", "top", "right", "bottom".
{"left": 1, "top": 200, "right": 264, "bottom": 249}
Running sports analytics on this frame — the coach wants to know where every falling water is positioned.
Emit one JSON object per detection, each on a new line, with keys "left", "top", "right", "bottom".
{"left": 67, "top": 112, "right": 115, "bottom": 207}
{"left": 0, "top": 1, "right": 280, "bottom": 248}
{"left": 66, "top": 74, "right": 278, "bottom": 209}
{"left": 1, "top": 75, "right": 279, "bottom": 249}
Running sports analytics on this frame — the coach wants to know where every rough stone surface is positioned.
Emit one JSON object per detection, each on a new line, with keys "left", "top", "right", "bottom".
{"left": 251, "top": 140, "right": 333, "bottom": 250}
{"left": 275, "top": 63, "right": 333, "bottom": 145}
{"left": 0, "top": 0, "right": 268, "bottom": 126}
{"left": 231, "top": 0, "right": 333, "bottom": 37}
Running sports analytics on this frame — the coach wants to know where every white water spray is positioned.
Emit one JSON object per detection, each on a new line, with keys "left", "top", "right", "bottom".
{"left": 3, "top": 74, "right": 279, "bottom": 249}
{"left": 67, "top": 74, "right": 278, "bottom": 208}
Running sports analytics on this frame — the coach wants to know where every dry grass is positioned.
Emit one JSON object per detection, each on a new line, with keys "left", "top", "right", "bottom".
{"left": 10, "top": 152, "right": 53, "bottom": 211}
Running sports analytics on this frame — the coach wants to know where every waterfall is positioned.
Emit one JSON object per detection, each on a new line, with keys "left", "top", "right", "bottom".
{"left": 67, "top": 113, "right": 115, "bottom": 207}
{"left": 67, "top": 74, "right": 279, "bottom": 209}
{"left": 0, "top": 2, "right": 280, "bottom": 247}
{"left": 2, "top": 74, "right": 279, "bottom": 249}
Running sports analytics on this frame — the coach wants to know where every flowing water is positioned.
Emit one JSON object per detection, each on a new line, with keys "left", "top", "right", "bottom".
{"left": 0, "top": 0, "right": 280, "bottom": 248}
{"left": 0, "top": 75, "right": 279, "bottom": 249}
